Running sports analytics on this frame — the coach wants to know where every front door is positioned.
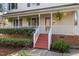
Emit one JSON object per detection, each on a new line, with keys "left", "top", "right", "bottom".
{"left": 45, "top": 17, "right": 51, "bottom": 32}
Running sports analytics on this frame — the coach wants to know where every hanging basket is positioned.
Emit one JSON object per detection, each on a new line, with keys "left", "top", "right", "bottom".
{"left": 53, "top": 12, "right": 64, "bottom": 21}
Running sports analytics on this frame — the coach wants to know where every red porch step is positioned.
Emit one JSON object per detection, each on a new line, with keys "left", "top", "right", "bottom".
{"left": 35, "top": 34, "right": 48, "bottom": 49}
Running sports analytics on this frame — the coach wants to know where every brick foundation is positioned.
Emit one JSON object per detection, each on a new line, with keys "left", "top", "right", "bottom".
{"left": 52, "top": 34, "right": 79, "bottom": 48}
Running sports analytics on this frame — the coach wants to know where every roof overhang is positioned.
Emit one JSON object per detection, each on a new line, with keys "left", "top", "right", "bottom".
{"left": 2, "top": 3, "right": 79, "bottom": 17}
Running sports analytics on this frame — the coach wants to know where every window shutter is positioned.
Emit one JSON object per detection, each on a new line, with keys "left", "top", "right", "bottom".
{"left": 27, "top": 3, "right": 30, "bottom": 7}
{"left": 8, "top": 3, "right": 10, "bottom": 10}
{"left": 15, "top": 3, "right": 17, "bottom": 9}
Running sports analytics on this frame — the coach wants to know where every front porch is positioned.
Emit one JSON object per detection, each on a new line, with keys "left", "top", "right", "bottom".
{"left": 33, "top": 11, "right": 76, "bottom": 50}
{"left": 2, "top": 9, "right": 79, "bottom": 50}
{"left": 1, "top": 11, "right": 75, "bottom": 32}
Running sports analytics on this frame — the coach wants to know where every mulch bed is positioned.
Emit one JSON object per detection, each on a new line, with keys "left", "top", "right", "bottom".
{"left": 0, "top": 46, "right": 22, "bottom": 56}
{"left": 0, "top": 34, "right": 32, "bottom": 39}
{"left": 0, "top": 44, "right": 33, "bottom": 56}
{"left": 0, "top": 34, "right": 33, "bottom": 56}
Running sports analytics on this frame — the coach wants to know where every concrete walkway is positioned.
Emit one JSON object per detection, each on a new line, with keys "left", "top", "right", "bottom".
{"left": 21, "top": 49, "right": 62, "bottom": 56}
{"left": 9, "top": 48, "right": 79, "bottom": 56}
{"left": 63, "top": 49, "right": 79, "bottom": 56}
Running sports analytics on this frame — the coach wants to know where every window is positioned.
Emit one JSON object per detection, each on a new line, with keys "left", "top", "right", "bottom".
{"left": 32, "top": 3, "right": 36, "bottom": 6}
{"left": 15, "top": 19, "right": 18, "bottom": 26}
{"left": 27, "top": 3, "right": 40, "bottom": 7}
{"left": 13, "top": 18, "right": 18, "bottom": 26}
{"left": 37, "top": 3, "right": 40, "bottom": 6}
{"left": 0, "top": 4, "right": 3, "bottom": 12}
{"left": 13, "top": 17, "right": 22, "bottom": 27}
{"left": 8, "top": 3, "right": 17, "bottom": 10}
{"left": 31, "top": 3, "right": 40, "bottom": 6}
{"left": 0, "top": 4, "right": 2, "bottom": 9}
{"left": 11, "top": 3, "right": 17, "bottom": 9}
{"left": 19, "top": 18, "right": 22, "bottom": 26}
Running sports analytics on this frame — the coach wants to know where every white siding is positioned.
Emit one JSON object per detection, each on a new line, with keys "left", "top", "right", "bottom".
{"left": 52, "top": 12, "right": 75, "bottom": 35}
{"left": 7, "top": 3, "right": 70, "bottom": 13}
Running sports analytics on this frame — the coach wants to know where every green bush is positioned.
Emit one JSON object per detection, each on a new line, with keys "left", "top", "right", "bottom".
{"left": 0, "top": 38, "right": 32, "bottom": 47}
{"left": 0, "top": 28, "right": 35, "bottom": 35}
{"left": 18, "top": 51, "right": 31, "bottom": 56}
{"left": 51, "top": 39, "right": 70, "bottom": 53}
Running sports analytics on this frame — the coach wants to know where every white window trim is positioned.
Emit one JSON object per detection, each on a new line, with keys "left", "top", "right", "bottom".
{"left": 9, "top": 3, "right": 17, "bottom": 10}
{"left": 27, "top": 3, "right": 40, "bottom": 7}
{"left": 13, "top": 17, "right": 22, "bottom": 27}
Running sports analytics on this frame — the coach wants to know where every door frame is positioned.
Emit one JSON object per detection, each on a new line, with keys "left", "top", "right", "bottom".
{"left": 30, "top": 16, "right": 39, "bottom": 28}
{"left": 45, "top": 16, "right": 51, "bottom": 32}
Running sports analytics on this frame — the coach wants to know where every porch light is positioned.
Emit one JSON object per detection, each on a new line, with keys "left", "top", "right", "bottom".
{"left": 6, "top": 19, "right": 8, "bottom": 22}
{"left": 63, "top": 12, "right": 68, "bottom": 16}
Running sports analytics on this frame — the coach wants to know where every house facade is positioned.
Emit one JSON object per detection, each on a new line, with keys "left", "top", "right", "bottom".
{"left": 0, "top": 3, "right": 79, "bottom": 50}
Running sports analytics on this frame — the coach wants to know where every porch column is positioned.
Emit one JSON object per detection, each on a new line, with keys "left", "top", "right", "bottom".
{"left": 50, "top": 12, "right": 53, "bottom": 28}
{"left": 3, "top": 17, "right": 6, "bottom": 28}
{"left": 75, "top": 10, "right": 79, "bottom": 35}
{"left": 38, "top": 14, "right": 40, "bottom": 27}
{"left": 77, "top": 10, "right": 79, "bottom": 25}
{"left": 17, "top": 16, "right": 20, "bottom": 28}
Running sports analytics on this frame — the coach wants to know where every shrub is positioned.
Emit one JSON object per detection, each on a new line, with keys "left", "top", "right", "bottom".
{"left": 18, "top": 51, "right": 31, "bottom": 56}
{"left": 51, "top": 39, "right": 70, "bottom": 53}
{"left": 0, "top": 28, "right": 35, "bottom": 35}
{"left": 0, "top": 38, "right": 33, "bottom": 47}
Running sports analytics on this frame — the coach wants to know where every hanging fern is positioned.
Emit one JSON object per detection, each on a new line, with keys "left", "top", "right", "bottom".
{"left": 53, "top": 12, "right": 64, "bottom": 21}
{"left": 7, "top": 17, "right": 13, "bottom": 22}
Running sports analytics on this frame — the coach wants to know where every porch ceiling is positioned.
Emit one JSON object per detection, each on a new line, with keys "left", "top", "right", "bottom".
{"left": 2, "top": 3, "right": 79, "bottom": 17}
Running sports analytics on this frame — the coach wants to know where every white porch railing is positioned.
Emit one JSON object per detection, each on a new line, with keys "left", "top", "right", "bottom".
{"left": 33, "top": 26, "right": 52, "bottom": 49}
{"left": 33, "top": 26, "right": 49, "bottom": 48}
{"left": 52, "top": 25, "right": 74, "bottom": 35}
{"left": 33, "top": 26, "right": 41, "bottom": 48}
{"left": 48, "top": 27, "right": 53, "bottom": 50}
{"left": 0, "top": 25, "right": 38, "bottom": 29}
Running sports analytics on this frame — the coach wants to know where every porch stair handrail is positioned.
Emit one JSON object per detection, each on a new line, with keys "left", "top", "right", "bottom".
{"left": 33, "top": 26, "right": 41, "bottom": 48}
{"left": 48, "top": 27, "right": 53, "bottom": 50}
